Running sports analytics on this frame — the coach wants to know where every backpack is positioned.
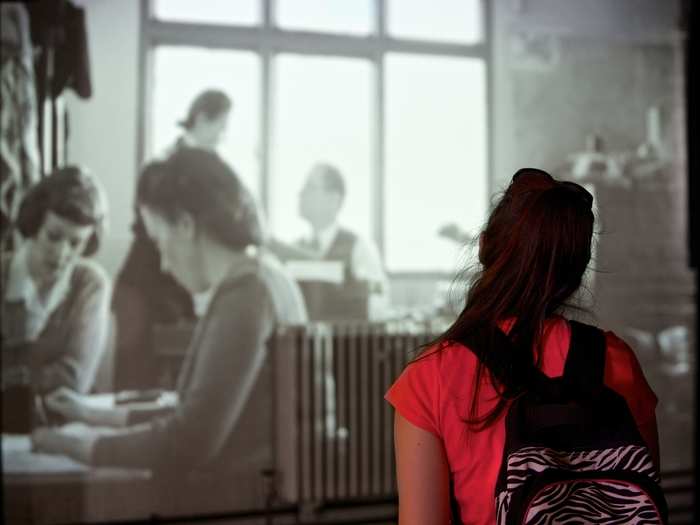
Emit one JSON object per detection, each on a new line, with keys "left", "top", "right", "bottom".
{"left": 494, "top": 320, "right": 668, "bottom": 525}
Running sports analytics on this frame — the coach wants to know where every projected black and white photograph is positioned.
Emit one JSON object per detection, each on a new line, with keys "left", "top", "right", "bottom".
{"left": 1, "top": 1, "right": 696, "bottom": 524}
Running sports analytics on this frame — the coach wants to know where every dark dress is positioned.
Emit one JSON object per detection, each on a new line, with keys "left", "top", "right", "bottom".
{"left": 111, "top": 163, "right": 195, "bottom": 389}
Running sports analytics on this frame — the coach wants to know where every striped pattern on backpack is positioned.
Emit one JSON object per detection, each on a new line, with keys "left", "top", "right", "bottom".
{"left": 493, "top": 321, "right": 668, "bottom": 525}
{"left": 496, "top": 445, "right": 662, "bottom": 524}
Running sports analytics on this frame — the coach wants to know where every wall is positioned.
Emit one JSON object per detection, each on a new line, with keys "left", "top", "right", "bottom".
{"left": 491, "top": 0, "right": 694, "bottom": 473}
{"left": 65, "top": 0, "right": 141, "bottom": 278}
{"left": 490, "top": 0, "right": 682, "bottom": 187}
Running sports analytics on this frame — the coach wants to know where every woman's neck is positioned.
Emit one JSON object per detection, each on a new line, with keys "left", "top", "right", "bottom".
{"left": 199, "top": 239, "right": 250, "bottom": 292}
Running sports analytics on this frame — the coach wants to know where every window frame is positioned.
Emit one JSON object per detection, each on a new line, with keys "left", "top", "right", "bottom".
{"left": 138, "top": 0, "right": 493, "bottom": 278}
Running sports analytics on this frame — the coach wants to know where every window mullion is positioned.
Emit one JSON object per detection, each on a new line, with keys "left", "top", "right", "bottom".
{"left": 373, "top": 0, "right": 387, "bottom": 257}
{"left": 260, "top": 0, "right": 274, "bottom": 216}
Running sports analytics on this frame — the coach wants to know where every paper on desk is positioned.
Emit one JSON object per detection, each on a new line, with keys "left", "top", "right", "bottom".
{"left": 2, "top": 435, "right": 88, "bottom": 475}
{"left": 4, "top": 451, "right": 89, "bottom": 475}
{"left": 2, "top": 434, "right": 32, "bottom": 453}
{"left": 285, "top": 260, "right": 344, "bottom": 284}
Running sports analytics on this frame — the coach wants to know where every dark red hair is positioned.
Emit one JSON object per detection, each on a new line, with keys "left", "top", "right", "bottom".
{"left": 431, "top": 168, "right": 594, "bottom": 430}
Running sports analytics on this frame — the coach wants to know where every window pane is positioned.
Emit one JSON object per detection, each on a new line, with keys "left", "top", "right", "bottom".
{"left": 387, "top": 0, "right": 482, "bottom": 43}
{"left": 150, "top": 47, "right": 261, "bottom": 199}
{"left": 276, "top": 0, "right": 373, "bottom": 35}
{"left": 153, "top": 0, "right": 260, "bottom": 26}
{"left": 385, "top": 54, "right": 487, "bottom": 272}
{"left": 271, "top": 55, "right": 373, "bottom": 242}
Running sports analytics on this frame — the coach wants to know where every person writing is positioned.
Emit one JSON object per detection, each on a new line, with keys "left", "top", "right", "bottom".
{"left": 32, "top": 149, "right": 307, "bottom": 512}
{"left": 387, "top": 168, "right": 662, "bottom": 524}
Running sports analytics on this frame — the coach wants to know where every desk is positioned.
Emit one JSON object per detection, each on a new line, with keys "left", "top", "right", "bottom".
{"left": 3, "top": 396, "right": 153, "bottom": 525}
{"left": 3, "top": 434, "right": 151, "bottom": 484}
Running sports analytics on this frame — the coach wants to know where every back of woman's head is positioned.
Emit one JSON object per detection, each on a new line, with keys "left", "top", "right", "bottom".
{"left": 178, "top": 89, "right": 231, "bottom": 130}
{"left": 477, "top": 168, "right": 594, "bottom": 321}
{"left": 437, "top": 168, "right": 594, "bottom": 429}
{"left": 17, "top": 166, "right": 107, "bottom": 256}
{"left": 137, "top": 148, "right": 262, "bottom": 250}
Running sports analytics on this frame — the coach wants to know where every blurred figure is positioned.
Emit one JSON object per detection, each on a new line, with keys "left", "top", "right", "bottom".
{"left": 0, "top": 3, "right": 41, "bottom": 251}
{"left": 437, "top": 222, "right": 473, "bottom": 245}
{"left": 112, "top": 89, "right": 231, "bottom": 390}
{"left": 168, "top": 89, "right": 232, "bottom": 154}
{"left": 1, "top": 166, "right": 110, "bottom": 395}
{"left": 296, "top": 162, "right": 390, "bottom": 320}
{"left": 33, "top": 149, "right": 307, "bottom": 513}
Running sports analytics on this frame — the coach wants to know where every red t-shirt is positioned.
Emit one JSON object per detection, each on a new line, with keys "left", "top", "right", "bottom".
{"left": 385, "top": 317, "right": 658, "bottom": 525}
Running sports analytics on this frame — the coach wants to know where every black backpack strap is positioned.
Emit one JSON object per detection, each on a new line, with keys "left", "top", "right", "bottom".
{"left": 563, "top": 320, "right": 606, "bottom": 393}
{"left": 449, "top": 474, "right": 463, "bottom": 525}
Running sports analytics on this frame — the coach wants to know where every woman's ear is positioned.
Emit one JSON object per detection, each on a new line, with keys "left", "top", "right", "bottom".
{"left": 175, "top": 212, "right": 196, "bottom": 240}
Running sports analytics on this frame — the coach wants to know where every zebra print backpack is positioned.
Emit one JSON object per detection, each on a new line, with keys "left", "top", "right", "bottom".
{"left": 494, "top": 320, "right": 668, "bottom": 525}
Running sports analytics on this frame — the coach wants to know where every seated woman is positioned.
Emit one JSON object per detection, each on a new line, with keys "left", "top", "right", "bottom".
{"left": 1, "top": 166, "right": 110, "bottom": 395}
{"left": 32, "top": 148, "right": 308, "bottom": 512}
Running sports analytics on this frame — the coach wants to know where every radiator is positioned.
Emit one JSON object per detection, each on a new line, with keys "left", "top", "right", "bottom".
{"left": 272, "top": 323, "right": 435, "bottom": 506}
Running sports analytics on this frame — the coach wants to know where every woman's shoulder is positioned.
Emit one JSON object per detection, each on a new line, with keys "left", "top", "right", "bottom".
{"left": 600, "top": 328, "right": 653, "bottom": 384}
{"left": 566, "top": 320, "right": 645, "bottom": 369}
{"left": 404, "top": 341, "right": 480, "bottom": 390}
{"left": 213, "top": 261, "right": 293, "bottom": 319}
{"left": 602, "top": 328, "right": 639, "bottom": 359}
{"left": 217, "top": 267, "right": 270, "bottom": 304}
{"left": 560, "top": 320, "right": 654, "bottom": 400}
{"left": 386, "top": 340, "right": 478, "bottom": 435}
{"left": 253, "top": 252, "right": 308, "bottom": 324}
{"left": 596, "top": 326, "right": 659, "bottom": 424}
{"left": 255, "top": 251, "right": 296, "bottom": 291}
{"left": 70, "top": 258, "right": 110, "bottom": 292}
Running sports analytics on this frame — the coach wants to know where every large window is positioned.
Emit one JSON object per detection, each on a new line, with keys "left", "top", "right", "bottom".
{"left": 271, "top": 55, "right": 373, "bottom": 241}
{"left": 143, "top": 0, "right": 489, "bottom": 272}
{"left": 150, "top": 47, "right": 261, "bottom": 197}
{"left": 385, "top": 54, "right": 486, "bottom": 271}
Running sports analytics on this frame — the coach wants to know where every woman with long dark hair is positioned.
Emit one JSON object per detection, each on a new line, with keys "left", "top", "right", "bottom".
{"left": 387, "top": 169, "right": 660, "bottom": 524}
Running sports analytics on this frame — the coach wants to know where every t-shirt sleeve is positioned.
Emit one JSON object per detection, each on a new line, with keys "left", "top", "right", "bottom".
{"left": 603, "top": 331, "right": 659, "bottom": 427}
{"left": 385, "top": 352, "right": 442, "bottom": 437}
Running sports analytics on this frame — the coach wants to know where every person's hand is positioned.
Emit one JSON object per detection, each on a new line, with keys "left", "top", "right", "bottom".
{"left": 44, "top": 387, "right": 90, "bottom": 422}
{"left": 32, "top": 427, "right": 77, "bottom": 454}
